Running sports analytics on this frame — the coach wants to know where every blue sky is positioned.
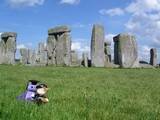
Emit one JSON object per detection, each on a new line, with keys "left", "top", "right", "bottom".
{"left": 0, "top": 0, "right": 160, "bottom": 62}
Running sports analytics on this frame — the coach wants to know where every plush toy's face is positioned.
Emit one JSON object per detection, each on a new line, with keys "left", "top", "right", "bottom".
{"left": 27, "top": 82, "right": 37, "bottom": 92}
{"left": 36, "top": 84, "right": 48, "bottom": 95}
{"left": 37, "top": 87, "right": 48, "bottom": 95}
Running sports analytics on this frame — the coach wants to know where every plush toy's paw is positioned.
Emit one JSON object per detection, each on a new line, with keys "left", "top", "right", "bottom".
{"left": 39, "top": 97, "right": 49, "bottom": 103}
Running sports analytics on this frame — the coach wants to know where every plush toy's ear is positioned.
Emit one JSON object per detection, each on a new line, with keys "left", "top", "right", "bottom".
{"left": 28, "top": 80, "right": 40, "bottom": 85}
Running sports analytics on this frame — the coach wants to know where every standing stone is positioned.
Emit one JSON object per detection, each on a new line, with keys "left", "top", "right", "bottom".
{"left": 82, "top": 52, "right": 88, "bottom": 67}
{"left": 28, "top": 49, "right": 36, "bottom": 65}
{"left": 37, "top": 42, "right": 47, "bottom": 65}
{"left": 20, "top": 48, "right": 29, "bottom": 64}
{"left": 113, "top": 33, "right": 139, "bottom": 68}
{"left": 0, "top": 32, "right": 17, "bottom": 64}
{"left": 150, "top": 48, "right": 157, "bottom": 67}
{"left": 47, "top": 36, "right": 56, "bottom": 65}
{"left": 104, "top": 41, "right": 112, "bottom": 63}
{"left": 71, "top": 50, "right": 79, "bottom": 66}
{"left": 91, "top": 24, "right": 105, "bottom": 67}
{"left": 47, "top": 26, "right": 71, "bottom": 66}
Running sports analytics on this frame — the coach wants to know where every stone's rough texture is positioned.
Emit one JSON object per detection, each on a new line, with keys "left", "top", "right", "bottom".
{"left": 0, "top": 32, "right": 17, "bottom": 64}
{"left": 56, "top": 32, "right": 71, "bottom": 66}
{"left": 82, "top": 52, "right": 88, "bottom": 67}
{"left": 37, "top": 42, "right": 47, "bottom": 65}
{"left": 150, "top": 48, "right": 157, "bottom": 67}
{"left": 48, "top": 26, "right": 71, "bottom": 35}
{"left": 91, "top": 24, "right": 105, "bottom": 67}
{"left": 28, "top": 49, "right": 36, "bottom": 65}
{"left": 113, "top": 33, "right": 139, "bottom": 68}
{"left": 1, "top": 32, "right": 17, "bottom": 38}
{"left": 104, "top": 41, "right": 112, "bottom": 66}
{"left": 47, "top": 26, "right": 71, "bottom": 66}
{"left": 71, "top": 50, "right": 79, "bottom": 66}
{"left": 47, "top": 36, "right": 56, "bottom": 65}
{"left": 20, "top": 48, "right": 29, "bottom": 64}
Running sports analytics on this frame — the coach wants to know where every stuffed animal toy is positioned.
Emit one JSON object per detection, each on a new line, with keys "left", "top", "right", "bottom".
{"left": 25, "top": 80, "right": 40, "bottom": 101}
{"left": 34, "top": 84, "right": 49, "bottom": 104}
{"left": 17, "top": 80, "right": 49, "bottom": 104}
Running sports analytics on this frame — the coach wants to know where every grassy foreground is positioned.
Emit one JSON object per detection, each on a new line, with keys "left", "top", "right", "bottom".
{"left": 0, "top": 65, "right": 160, "bottom": 120}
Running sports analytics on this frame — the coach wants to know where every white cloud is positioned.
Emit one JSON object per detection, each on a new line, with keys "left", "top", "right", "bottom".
{"left": 139, "top": 45, "right": 151, "bottom": 62}
{"left": 17, "top": 44, "right": 26, "bottom": 49}
{"left": 125, "top": 0, "right": 160, "bottom": 48}
{"left": 7, "top": 0, "right": 45, "bottom": 7}
{"left": 105, "top": 34, "right": 115, "bottom": 43}
{"left": 126, "top": 0, "right": 160, "bottom": 13}
{"left": 60, "top": 0, "right": 80, "bottom": 5}
{"left": 71, "top": 42, "right": 81, "bottom": 50}
{"left": 71, "top": 39, "right": 90, "bottom": 59}
{"left": 99, "top": 8, "right": 124, "bottom": 16}
{"left": 71, "top": 41, "right": 89, "bottom": 52}
{"left": 100, "top": 0, "right": 160, "bottom": 62}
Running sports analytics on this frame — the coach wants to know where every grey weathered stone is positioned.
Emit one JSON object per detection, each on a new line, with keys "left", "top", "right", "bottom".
{"left": 104, "top": 41, "right": 112, "bottom": 63}
{"left": 150, "top": 48, "right": 157, "bottom": 67}
{"left": 82, "top": 52, "right": 88, "bottom": 67}
{"left": 0, "top": 32, "right": 17, "bottom": 64}
{"left": 71, "top": 50, "right": 79, "bottom": 66}
{"left": 91, "top": 24, "right": 105, "bottom": 67}
{"left": 1, "top": 32, "right": 17, "bottom": 38}
{"left": 47, "top": 36, "right": 56, "bottom": 65}
{"left": 28, "top": 49, "right": 36, "bottom": 65}
{"left": 113, "top": 33, "right": 139, "bottom": 68}
{"left": 47, "top": 26, "right": 71, "bottom": 66}
{"left": 20, "top": 48, "right": 29, "bottom": 64}
{"left": 37, "top": 42, "right": 47, "bottom": 65}
{"left": 48, "top": 26, "right": 71, "bottom": 35}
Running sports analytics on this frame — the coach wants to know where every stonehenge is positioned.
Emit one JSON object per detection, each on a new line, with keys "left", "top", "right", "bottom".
{"left": 113, "top": 33, "right": 139, "bottom": 68}
{"left": 20, "top": 48, "right": 29, "bottom": 64}
{"left": 0, "top": 32, "right": 17, "bottom": 64}
{"left": 150, "top": 48, "right": 157, "bottom": 67}
{"left": 70, "top": 50, "right": 79, "bottom": 66}
{"left": 47, "top": 26, "right": 71, "bottom": 66}
{"left": 37, "top": 42, "right": 47, "bottom": 65}
{"left": 0, "top": 24, "right": 159, "bottom": 68}
{"left": 91, "top": 24, "right": 105, "bottom": 67}
{"left": 104, "top": 41, "right": 112, "bottom": 67}
{"left": 82, "top": 52, "right": 89, "bottom": 67}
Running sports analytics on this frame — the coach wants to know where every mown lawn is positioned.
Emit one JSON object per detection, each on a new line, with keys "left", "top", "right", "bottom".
{"left": 0, "top": 65, "right": 160, "bottom": 120}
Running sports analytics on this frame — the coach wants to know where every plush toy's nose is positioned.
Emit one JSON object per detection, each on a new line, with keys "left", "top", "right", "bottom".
{"left": 45, "top": 88, "right": 49, "bottom": 91}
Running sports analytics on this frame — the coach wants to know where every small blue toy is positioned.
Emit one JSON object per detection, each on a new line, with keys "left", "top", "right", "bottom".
{"left": 17, "top": 80, "right": 40, "bottom": 101}
{"left": 17, "top": 80, "right": 49, "bottom": 104}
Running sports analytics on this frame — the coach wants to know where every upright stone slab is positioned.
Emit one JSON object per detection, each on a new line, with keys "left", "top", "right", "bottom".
{"left": 82, "top": 52, "right": 88, "bottom": 67}
{"left": 91, "top": 24, "right": 105, "bottom": 67}
{"left": 71, "top": 50, "right": 79, "bottom": 66}
{"left": 20, "top": 48, "right": 29, "bottom": 64}
{"left": 150, "top": 48, "right": 157, "bottom": 67}
{"left": 47, "top": 36, "right": 56, "bottom": 65}
{"left": 0, "top": 32, "right": 17, "bottom": 64}
{"left": 28, "top": 49, "right": 36, "bottom": 65}
{"left": 104, "top": 41, "right": 111, "bottom": 63}
{"left": 37, "top": 42, "right": 47, "bottom": 65}
{"left": 113, "top": 33, "right": 139, "bottom": 68}
{"left": 47, "top": 26, "right": 71, "bottom": 66}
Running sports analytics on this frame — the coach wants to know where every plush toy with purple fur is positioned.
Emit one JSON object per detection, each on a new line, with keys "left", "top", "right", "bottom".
{"left": 17, "top": 80, "right": 40, "bottom": 101}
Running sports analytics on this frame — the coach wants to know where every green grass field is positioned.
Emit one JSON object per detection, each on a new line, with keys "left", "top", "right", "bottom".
{"left": 1, "top": 65, "right": 160, "bottom": 120}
